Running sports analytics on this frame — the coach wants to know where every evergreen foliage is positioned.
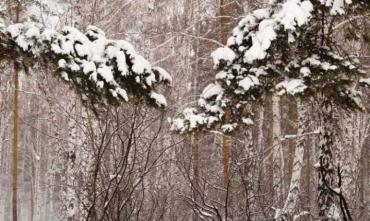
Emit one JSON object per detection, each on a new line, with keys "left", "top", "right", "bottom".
{"left": 0, "top": 22, "right": 171, "bottom": 112}
{"left": 172, "top": 0, "right": 369, "bottom": 134}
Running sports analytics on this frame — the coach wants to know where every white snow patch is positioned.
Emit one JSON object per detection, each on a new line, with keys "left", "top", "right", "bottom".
{"left": 153, "top": 66, "right": 172, "bottom": 83}
{"left": 242, "top": 118, "right": 254, "bottom": 125}
{"left": 222, "top": 123, "right": 237, "bottom": 133}
{"left": 150, "top": 92, "right": 167, "bottom": 107}
{"left": 238, "top": 75, "right": 260, "bottom": 91}
{"left": 97, "top": 66, "right": 114, "bottom": 84}
{"left": 360, "top": 78, "right": 370, "bottom": 86}
{"left": 201, "top": 83, "right": 223, "bottom": 99}
{"left": 276, "top": 79, "right": 307, "bottom": 95}
{"left": 211, "top": 47, "right": 236, "bottom": 67}
{"left": 274, "top": 0, "right": 313, "bottom": 30}
{"left": 300, "top": 67, "right": 311, "bottom": 77}
{"left": 132, "top": 55, "right": 151, "bottom": 74}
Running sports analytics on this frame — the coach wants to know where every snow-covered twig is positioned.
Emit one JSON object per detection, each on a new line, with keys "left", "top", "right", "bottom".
{"left": 281, "top": 129, "right": 320, "bottom": 141}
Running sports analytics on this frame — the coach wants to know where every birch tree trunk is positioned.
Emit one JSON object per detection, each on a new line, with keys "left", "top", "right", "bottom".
{"left": 62, "top": 104, "right": 79, "bottom": 221}
{"left": 11, "top": 3, "right": 21, "bottom": 221}
{"left": 191, "top": 134, "right": 200, "bottom": 221}
{"left": 0, "top": 79, "right": 11, "bottom": 220}
{"left": 277, "top": 100, "right": 309, "bottom": 220}
{"left": 243, "top": 127, "right": 257, "bottom": 221}
{"left": 272, "top": 95, "right": 284, "bottom": 205}
{"left": 12, "top": 58, "right": 20, "bottom": 221}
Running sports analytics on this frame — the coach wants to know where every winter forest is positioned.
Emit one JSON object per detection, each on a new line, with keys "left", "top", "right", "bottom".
{"left": 0, "top": 0, "right": 369, "bottom": 221}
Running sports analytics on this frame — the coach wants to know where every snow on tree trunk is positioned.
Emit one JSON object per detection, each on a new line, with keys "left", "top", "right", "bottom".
{"left": 338, "top": 113, "right": 356, "bottom": 203}
{"left": 11, "top": 61, "right": 20, "bottom": 221}
{"left": 256, "top": 104, "right": 266, "bottom": 210}
{"left": 340, "top": 112, "right": 369, "bottom": 207}
{"left": 243, "top": 127, "right": 258, "bottom": 220}
{"left": 257, "top": 105, "right": 264, "bottom": 154}
{"left": 62, "top": 106, "right": 79, "bottom": 221}
{"left": 316, "top": 101, "right": 339, "bottom": 220}
{"left": 191, "top": 133, "right": 200, "bottom": 221}
{"left": 272, "top": 95, "right": 284, "bottom": 204}
{"left": 276, "top": 99, "right": 309, "bottom": 220}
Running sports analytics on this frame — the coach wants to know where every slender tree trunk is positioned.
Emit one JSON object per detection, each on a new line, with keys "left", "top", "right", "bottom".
{"left": 12, "top": 4, "right": 21, "bottom": 221}
{"left": 221, "top": 128, "right": 230, "bottom": 186}
{"left": 65, "top": 113, "right": 78, "bottom": 221}
{"left": 4, "top": 168, "right": 11, "bottom": 220}
{"left": 30, "top": 157, "right": 35, "bottom": 221}
{"left": 219, "top": 0, "right": 230, "bottom": 187}
{"left": 243, "top": 127, "right": 255, "bottom": 221}
{"left": 317, "top": 101, "right": 338, "bottom": 220}
{"left": 185, "top": 1, "right": 202, "bottom": 219}
{"left": 191, "top": 134, "right": 200, "bottom": 221}
{"left": 303, "top": 123, "right": 312, "bottom": 214}
{"left": 339, "top": 112, "right": 359, "bottom": 204}
{"left": 12, "top": 59, "right": 20, "bottom": 221}
{"left": 359, "top": 139, "right": 369, "bottom": 219}
{"left": 286, "top": 100, "right": 298, "bottom": 197}
{"left": 266, "top": 96, "right": 274, "bottom": 207}
{"left": 278, "top": 100, "right": 309, "bottom": 220}
{"left": 272, "top": 95, "right": 283, "bottom": 204}
{"left": 257, "top": 106, "right": 264, "bottom": 158}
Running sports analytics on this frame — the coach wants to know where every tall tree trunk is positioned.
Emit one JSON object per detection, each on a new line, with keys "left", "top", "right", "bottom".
{"left": 272, "top": 95, "right": 283, "bottom": 204}
{"left": 303, "top": 121, "right": 313, "bottom": 214}
{"left": 30, "top": 155, "right": 35, "bottom": 221}
{"left": 12, "top": 59, "right": 20, "bottom": 221}
{"left": 184, "top": 1, "right": 202, "bottom": 219}
{"left": 277, "top": 100, "right": 309, "bottom": 220}
{"left": 243, "top": 127, "right": 256, "bottom": 221}
{"left": 191, "top": 134, "right": 200, "bottom": 221}
{"left": 257, "top": 105, "right": 264, "bottom": 160}
{"left": 61, "top": 101, "right": 79, "bottom": 221}
{"left": 12, "top": 4, "right": 21, "bottom": 221}
{"left": 266, "top": 96, "right": 274, "bottom": 208}
{"left": 219, "top": 0, "right": 230, "bottom": 187}
{"left": 317, "top": 101, "right": 338, "bottom": 220}
{"left": 359, "top": 139, "right": 369, "bottom": 219}
{"left": 66, "top": 114, "right": 78, "bottom": 221}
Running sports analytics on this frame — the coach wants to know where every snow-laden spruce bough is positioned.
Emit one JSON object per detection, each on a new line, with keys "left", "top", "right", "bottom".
{"left": 171, "top": 0, "right": 369, "bottom": 134}
{"left": 1, "top": 23, "right": 171, "bottom": 112}
{"left": 1, "top": 0, "right": 369, "bottom": 220}
{"left": 171, "top": 0, "right": 370, "bottom": 220}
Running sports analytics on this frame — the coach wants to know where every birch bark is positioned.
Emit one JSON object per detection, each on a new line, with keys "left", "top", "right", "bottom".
{"left": 277, "top": 100, "right": 309, "bottom": 220}
{"left": 272, "top": 96, "right": 284, "bottom": 204}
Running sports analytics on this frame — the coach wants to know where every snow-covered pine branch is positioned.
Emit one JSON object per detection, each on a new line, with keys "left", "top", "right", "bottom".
{"left": 171, "top": 0, "right": 369, "bottom": 134}
{"left": 0, "top": 22, "right": 171, "bottom": 112}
